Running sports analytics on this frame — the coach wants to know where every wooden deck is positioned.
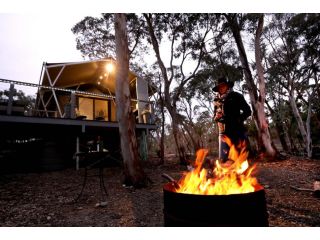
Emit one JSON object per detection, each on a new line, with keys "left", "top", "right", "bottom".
{"left": 0, "top": 114, "right": 157, "bottom": 135}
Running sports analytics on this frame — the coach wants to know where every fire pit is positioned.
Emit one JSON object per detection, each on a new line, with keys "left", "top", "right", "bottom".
{"left": 163, "top": 182, "right": 268, "bottom": 227}
{"left": 163, "top": 137, "right": 269, "bottom": 227}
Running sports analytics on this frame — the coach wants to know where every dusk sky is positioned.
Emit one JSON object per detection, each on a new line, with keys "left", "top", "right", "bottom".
{"left": 0, "top": 13, "right": 90, "bottom": 95}
{"left": 0, "top": 1, "right": 318, "bottom": 96}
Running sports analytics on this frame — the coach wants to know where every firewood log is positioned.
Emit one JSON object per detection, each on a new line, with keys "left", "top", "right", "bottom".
{"left": 290, "top": 181, "right": 320, "bottom": 198}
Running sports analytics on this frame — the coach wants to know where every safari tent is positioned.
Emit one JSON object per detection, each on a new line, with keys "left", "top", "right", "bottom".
{"left": 35, "top": 58, "right": 153, "bottom": 124}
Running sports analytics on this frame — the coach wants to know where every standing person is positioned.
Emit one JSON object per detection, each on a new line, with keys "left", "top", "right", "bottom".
{"left": 212, "top": 77, "right": 252, "bottom": 163}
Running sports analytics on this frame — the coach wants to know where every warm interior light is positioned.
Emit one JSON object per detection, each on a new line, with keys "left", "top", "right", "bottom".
{"left": 106, "top": 62, "right": 114, "bottom": 72}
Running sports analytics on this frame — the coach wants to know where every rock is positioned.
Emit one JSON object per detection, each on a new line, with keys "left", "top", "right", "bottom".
{"left": 95, "top": 201, "right": 108, "bottom": 207}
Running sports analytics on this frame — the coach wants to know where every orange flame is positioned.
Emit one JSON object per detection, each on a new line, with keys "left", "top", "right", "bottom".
{"left": 176, "top": 136, "right": 262, "bottom": 195}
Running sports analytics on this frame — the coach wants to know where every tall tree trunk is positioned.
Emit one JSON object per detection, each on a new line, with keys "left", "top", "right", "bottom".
{"left": 225, "top": 13, "right": 278, "bottom": 159}
{"left": 266, "top": 100, "right": 291, "bottom": 152}
{"left": 180, "top": 126, "right": 193, "bottom": 155}
{"left": 254, "top": 14, "right": 277, "bottom": 158}
{"left": 160, "top": 108, "right": 165, "bottom": 163}
{"left": 171, "top": 112, "right": 188, "bottom": 164}
{"left": 288, "top": 74, "right": 315, "bottom": 158}
{"left": 182, "top": 122, "right": 200, "bottom": 153}
{"left": 144, "top": 13, "right": 187, "bottom": 164}
{"left": 276, "top": 122, "right": 291, "bottom": 152}
{"left": 288, "top": 134, "right": 299, "bottom": 154}
{"left": 306, "top": 99, "right": 312, "bottom": 158}
{"left": 288, "top": 76, "right": 310, "bottom": 157}
{"left": 159, "top": 85, "right": 165, "bottom": 164}
{"left": 114, "top": 13, "right": 147, "bottom": 187}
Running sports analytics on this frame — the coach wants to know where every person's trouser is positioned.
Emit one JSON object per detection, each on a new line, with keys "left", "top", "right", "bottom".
{"left": 218, "top": 133, "right": 229, "bottom": 162}
{"left": 218, "top": 131, "right": 249, "bottom": 163}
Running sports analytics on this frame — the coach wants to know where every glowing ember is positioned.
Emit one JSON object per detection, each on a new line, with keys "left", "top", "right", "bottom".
{"left": 176, "top": 136, "right": 263, "bottom": 195}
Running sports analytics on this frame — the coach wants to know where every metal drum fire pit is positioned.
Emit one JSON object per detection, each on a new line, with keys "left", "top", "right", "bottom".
{"left": 163, "top": 182, "right": 269, "bottom": 227}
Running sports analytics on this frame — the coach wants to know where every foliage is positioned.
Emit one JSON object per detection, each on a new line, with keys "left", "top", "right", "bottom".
{"left": 71, "top": 13, "right": 149, "bottom": 73}
{"left": 0, "top": 88, "right": 35, "bottom": 109}
{"left": 71, "top": 13, "right": 320, "bottom": 158}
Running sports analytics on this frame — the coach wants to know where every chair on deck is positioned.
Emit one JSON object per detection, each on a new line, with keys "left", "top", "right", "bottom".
{"left": 75, "top": 108, "right": 87, "bottom": 120}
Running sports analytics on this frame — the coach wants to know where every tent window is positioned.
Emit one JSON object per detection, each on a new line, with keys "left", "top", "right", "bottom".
{"left": 94, "top": 99, "right": 108, "bottom": 121}
{"left": 78, "top": 97, "right": 93, "bottom": 120}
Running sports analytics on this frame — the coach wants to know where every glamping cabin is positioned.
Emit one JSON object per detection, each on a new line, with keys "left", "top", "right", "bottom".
{"left": 35, "top": 58, "right": 154, "bottom": 124}
{"left": 0, "top": 58, "right": 156, "bottom": 173}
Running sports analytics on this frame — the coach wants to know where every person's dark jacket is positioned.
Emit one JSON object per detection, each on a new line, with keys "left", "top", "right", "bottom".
{"left": 222, "top": 91, "right": 251, "bottom": 134}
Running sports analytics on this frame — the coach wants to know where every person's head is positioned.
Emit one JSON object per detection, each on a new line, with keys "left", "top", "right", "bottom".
{"left": 217, "top": 82, "right": 229, "bottom": 94}
{"left": 212, "top": 77, "right": 234, "bottom": 94}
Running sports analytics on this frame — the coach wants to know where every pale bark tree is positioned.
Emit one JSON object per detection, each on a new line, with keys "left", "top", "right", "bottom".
{"left": 265, "top": 100, "right": 292, "bottom": 152}
{"left": 224, "top": 13, "right": 278, "bottom": 159}
{"left": 289, "top": 79, "right": 317, "bottom": 158}
{"left": 114, "top": 13, "right": 148, "bottom": 187}
{"left": 264, "top": 13, "right": 320, "bottom": 158}
{"left": 143, "top": 13, "right": 185, "bottom": 164}
{"left": 254, "top": 14, "right": 277, "bottom": 158}
{"left": 143, "top": 13, "right": 210, "bottom": 164}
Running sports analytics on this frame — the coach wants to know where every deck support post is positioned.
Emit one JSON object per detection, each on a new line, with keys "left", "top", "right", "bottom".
{"left": 6, "top": 83, "right": 14, "bottom": 115}
{"left": 76, "top": 136, "right": 80, "bottom": 170}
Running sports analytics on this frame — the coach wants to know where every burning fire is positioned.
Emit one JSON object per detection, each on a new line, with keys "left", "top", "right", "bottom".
{"left": 176, "top": 136, "right": 262, "bottom": 195}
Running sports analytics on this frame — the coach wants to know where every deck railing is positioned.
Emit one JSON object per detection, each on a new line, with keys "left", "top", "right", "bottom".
{"left": 0, "top": 78, "right": 155, "bottom": 124}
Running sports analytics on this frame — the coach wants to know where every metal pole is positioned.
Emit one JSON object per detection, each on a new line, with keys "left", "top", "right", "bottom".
{"left": 76, "top": 136, "right": 80, "bottom": 170}
{"left": 70, "top": 91, "right": 76, "bottom": 119}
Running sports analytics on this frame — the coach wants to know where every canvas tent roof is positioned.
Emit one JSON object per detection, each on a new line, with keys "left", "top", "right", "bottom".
{"left": 40, "top": 58, "right": 137, "bottom": 94}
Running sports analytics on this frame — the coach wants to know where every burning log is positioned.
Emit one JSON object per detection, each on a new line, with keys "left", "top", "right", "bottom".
{"left": 175, "top": 139, "right": 262, "bottom": 195}
{"left": 161, "top": 173, "right": 180, "bottom": 189}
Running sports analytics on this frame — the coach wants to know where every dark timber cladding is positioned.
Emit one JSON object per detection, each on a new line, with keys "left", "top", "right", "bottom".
{"left": 0, "top": 115, "right": 155, "bottom": 173}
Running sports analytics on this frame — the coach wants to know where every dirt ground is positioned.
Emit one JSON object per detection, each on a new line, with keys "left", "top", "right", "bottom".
{"left": 0, "top": 156, "right": 319, "bottom": 227}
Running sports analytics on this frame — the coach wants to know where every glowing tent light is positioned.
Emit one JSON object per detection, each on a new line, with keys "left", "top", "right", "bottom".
{"left": 105, "top": 62, "right": 114, "bottom": 72}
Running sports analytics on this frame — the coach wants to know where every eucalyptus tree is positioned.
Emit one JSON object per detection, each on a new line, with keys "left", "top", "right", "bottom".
{"left": 72, "top": 14, "right": 183, "bottom": 164}
{"left": 222, "top": 13, "right": 278, "bottom": 159}
{"left": 186, "top": 29, "right": 243, "bottom": 118}
{"left": 179, "top": 19, "right": 246, "bottom": 154}
{"left": 264, "top": 13, "right": 320, "bottom": 158}
{"left": 179, "top": 96, "right": 218, "bottom": 152}
{"left": 265, "top": 76, "right": 293, "bottom": 153}
{"left": 72, "top": 14, "right": 148, "bottom": 62}
{"left": 290, "top": 13, "right": 320, "bottom": 156}
{"left": 72, "top": 14, "right": 149, "bottom": 186}
{"left": 147, "top": 68, "right": 166, "bottom": 163}
{"left": 114, "top": 13, "right": 148, "bottom": 187}
{"left": 72, "top": 13, "right": 240, "bottom": 164}
{"left": 143, "top": 13, "right": 220, "bottom": 164}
